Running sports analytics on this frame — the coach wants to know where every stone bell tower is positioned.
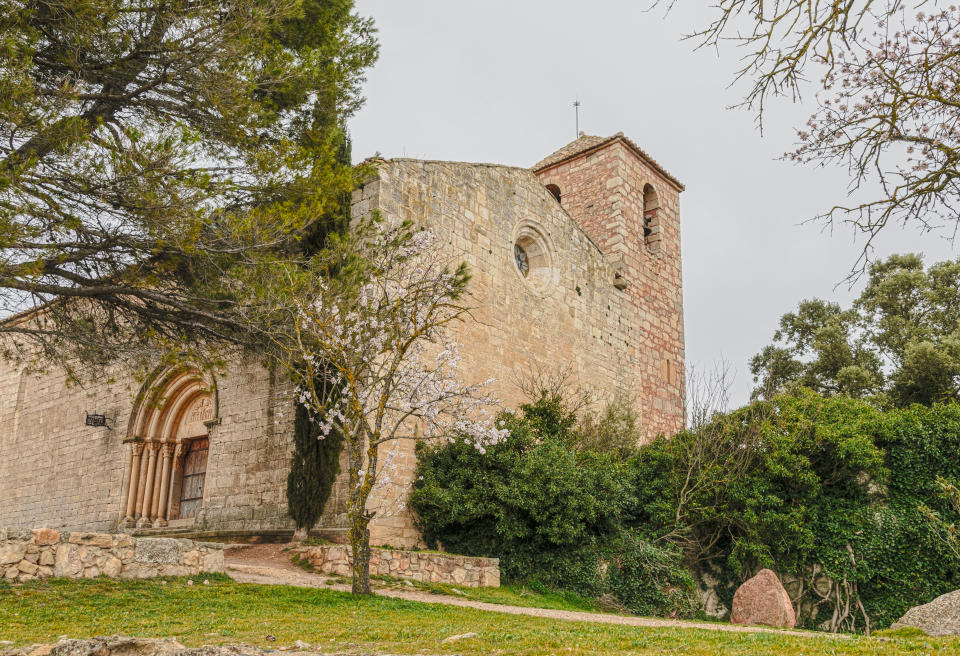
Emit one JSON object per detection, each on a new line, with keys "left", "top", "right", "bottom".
{"left": 532, "top": 132, "right": 686, "bottom": 438}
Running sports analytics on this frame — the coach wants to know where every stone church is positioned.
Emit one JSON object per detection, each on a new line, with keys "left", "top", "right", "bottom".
{"left": 0, "top": 133, "right": 686, "bottom": 546}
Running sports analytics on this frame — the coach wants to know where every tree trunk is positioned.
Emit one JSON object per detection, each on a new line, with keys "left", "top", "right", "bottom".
{"left": 349, "top": 516, "right": 372, "bottom": 594}
{"left": 292, "top": 526, "right": 308, "bottom": 542}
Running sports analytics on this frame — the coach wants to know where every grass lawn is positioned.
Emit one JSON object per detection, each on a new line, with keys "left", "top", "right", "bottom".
{"left": 1, "top": 575, "right": 958, "bottom": 656}
{"left": 369, "top": 575, "right": 608, "bottom": 613}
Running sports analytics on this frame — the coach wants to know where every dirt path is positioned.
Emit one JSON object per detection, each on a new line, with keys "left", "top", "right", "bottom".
{"left": 223, "top": 544, "right": 828, "bottom": 639}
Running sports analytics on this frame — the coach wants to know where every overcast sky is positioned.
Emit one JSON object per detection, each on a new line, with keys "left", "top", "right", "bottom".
{"left": 349, "top": 1, "right": 957, "bottom": 407}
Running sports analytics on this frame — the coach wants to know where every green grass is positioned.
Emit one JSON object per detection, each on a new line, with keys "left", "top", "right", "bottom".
{"left": 1, "top": 576, "right": 958, "bottom": 656}
{"left": 370, "top": 575, "right": 607, "bottom": 613}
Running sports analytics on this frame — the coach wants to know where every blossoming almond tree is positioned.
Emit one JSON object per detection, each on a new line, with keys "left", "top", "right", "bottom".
{"left": 789, "top": 7, "right": 960, "bottom": 273}
{"left": 662, "top": 1, "right": 959, "bottom": 274}
{"left": 245, "top": 217, "right": 507, "bottom": 594}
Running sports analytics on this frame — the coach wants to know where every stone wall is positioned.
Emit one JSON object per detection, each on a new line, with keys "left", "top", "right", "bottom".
{"left": 0, "top": 358, "right": 301, "bottom": 536}
{"left": 0, "top": 137, "right": 685, "bottom": 549}
{"left": 0, "top": 527, "right": 224, "bottom": 583}
{"left": 293, "top": 544, "right": 500, "bottom": 588}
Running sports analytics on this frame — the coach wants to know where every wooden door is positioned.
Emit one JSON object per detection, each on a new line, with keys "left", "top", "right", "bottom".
{"left": 178, "top": 437, "right": 209, "bottom": 519}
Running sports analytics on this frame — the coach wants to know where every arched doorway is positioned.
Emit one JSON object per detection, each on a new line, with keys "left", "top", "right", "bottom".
{"left": 122, "top": 368, "right": 218, "bottom": 528}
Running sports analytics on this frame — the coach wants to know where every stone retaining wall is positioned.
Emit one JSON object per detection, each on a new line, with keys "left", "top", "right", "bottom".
{"left": 0, "top": 527, "right": 224, "bottom": 583}
{"left": 294, "top": 544, "right": 499, "bottom": 588}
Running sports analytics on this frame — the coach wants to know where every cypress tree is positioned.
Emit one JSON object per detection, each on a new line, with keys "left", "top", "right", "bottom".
{"left": 287, "top": 392, "right": 345, "bottom": 537}
{"left": 287, "top": 129, "right": 352, "bottom": 538}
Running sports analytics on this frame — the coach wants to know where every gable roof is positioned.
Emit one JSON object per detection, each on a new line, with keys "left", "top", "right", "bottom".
{"left": 531, "top": 132, "right": 685, "bottom": 191}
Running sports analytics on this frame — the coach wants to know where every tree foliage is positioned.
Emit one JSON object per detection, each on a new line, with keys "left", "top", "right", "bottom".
{"left": 411, "top": 392, "right": 698, "bottom": 618}
{"left": 751, "top": 253, "right": 960, "bottom": 406}
{"left": 287, "top": 384, "right": 344, "bottom": 537}
{"left": 413, "top": 386, "right": 960, "bottom": 631}
{"left": 0, "top": 0, "right": 378, "bottom": 373}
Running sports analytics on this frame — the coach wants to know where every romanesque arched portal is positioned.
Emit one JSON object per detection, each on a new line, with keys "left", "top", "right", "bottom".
{"left": 121, "top": 368, "right": 218, "bottom": 528}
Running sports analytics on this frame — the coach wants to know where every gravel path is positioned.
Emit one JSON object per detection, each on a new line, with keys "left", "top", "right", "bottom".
{"left": 223, "top": 544, "right": 828, "bottom": 639}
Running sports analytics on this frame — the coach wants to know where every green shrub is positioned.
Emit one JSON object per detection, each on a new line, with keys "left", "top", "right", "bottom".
{"left": 411, "top": 393, "right": 693, "bottom": 615}
{"left": 604, "top": 532, "right": 698, "bottom": 617}
{"left": 626, "top": 390, "right": 960, "bottom": 631}
{"left": 412, "top": 388, "right": 960, "bottom": 631}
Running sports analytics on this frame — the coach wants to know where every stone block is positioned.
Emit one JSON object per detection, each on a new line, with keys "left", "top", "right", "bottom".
{"left": 18, "top": 560, "right": 38, "bottom": 575}
{"left": 54, "top": 544, "right": 82, "bottom": 578}
{"left": 112, "top": 534, "right": 135, "bottom": 549}
{"left": 182, "top": 550, "right": 201, "bottom": 568}
{"left": 102, "top": 556, "right": 123, "bottom": 578}
{"left": 0, "top": 542, "right": 27, "bottom": 565}
{"left": 134, "top": 538, "right": 183, "bottom": 565}
{"left": 31, "top": 528, "right": 60, "bottom": 546}
{"left": 67, "top": 532, "right": 114, "bottom": 549}
{"left": 202, "top": 550, "right": 224, "bottom": 573}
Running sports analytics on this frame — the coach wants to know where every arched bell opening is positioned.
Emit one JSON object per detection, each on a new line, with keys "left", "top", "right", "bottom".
{"left": 122, "top": 367, "right": 218, "bottom": 528}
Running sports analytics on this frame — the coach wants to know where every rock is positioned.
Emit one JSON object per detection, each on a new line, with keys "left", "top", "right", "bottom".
{"left": 291, "top": 641, "right": 310, "bottom": 650}
{"left": 26, "top": 646, "right": 52, "bottom": 656}
{"left": 181, "top": 550, "right": 201, "bottom": 568}
{"left": 134, "top": 538, "right": 182, "bottom": 565}
{"left": 441, "top": 632, "right": 478, "bottom": 643}
{"left": 201, "top": 550, "right": 224, "bottom": 573}
{"left": 47, "top": 636, "right": 185, "bottom": 656}
{"left": 0, "top": 543, "right": 27, "bottom": 566}
{"left": 31, "top": 529, "right": 61, "bottom": 546}
{"left": 891, "top": 588, "right": 960, "bottom": 636}
{"left": 66, "top": 533, "right": 113, "bottom": 549}
{"left": 102, "top": 556, "right": 122, "bottom": 578}
{"left": 18, "top": 560, "right": 38, "bottom": 575}
{"left": 730, "top": 569, "right": 796, "bottom": 628}
{"left": 39, "top": 550, "right": 55, "bottom": 567}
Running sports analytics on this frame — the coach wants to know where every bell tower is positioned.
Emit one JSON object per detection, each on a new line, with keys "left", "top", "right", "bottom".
{"left": 532, "top": 132, "right": 686, "bottom": 438}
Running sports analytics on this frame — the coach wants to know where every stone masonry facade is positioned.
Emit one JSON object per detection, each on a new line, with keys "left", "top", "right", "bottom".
{"left": 0, "top": 527, "right": 224, "bottom": 583}
{"left": 0, "top": 133, "right": 685, "bottom": 549}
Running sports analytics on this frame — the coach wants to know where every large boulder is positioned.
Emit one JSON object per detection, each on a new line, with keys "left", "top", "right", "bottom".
{"left": 891, "top": 589, "right": 960, "bottom": 636}
{"left": 730, "top": 568, "right": 797, "bottom": 628}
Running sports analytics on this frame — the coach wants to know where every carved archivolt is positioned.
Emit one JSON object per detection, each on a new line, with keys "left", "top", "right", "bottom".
{"left": 127, "top": 367, "right": 218, "bottom": 443}
{"left": 122, "top": 367, "right": 219, "bottom": 528}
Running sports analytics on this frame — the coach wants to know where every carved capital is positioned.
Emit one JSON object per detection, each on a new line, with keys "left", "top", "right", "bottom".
{"left": 131, "top": 442, "right": 145, "bottom": 457}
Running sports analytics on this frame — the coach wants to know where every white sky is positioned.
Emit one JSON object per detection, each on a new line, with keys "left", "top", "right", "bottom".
{"left": 349, "top": 0, "right": 957, "bottom": 406}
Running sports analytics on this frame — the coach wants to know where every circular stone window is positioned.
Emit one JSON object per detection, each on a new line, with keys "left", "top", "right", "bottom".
{"left": 512, "top": 222, "right": 555, "bottom": 292}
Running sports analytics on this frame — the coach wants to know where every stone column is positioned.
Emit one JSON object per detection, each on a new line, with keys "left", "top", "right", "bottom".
{"left": 154, "top": 444, "right": 173, "bottom": 527}
{"left": 150, "top": 446, "right": 165, "bottom": 522}
{"left": 137, "top": 443, "right": 158, "bottom": 527}
{"left": 124, "top": 442, "right": 144, "bottom": 524}
{"left": 134, "top": 444, "right": 150, "bottom": 519}
{"left": 166, "top": 443, "right": 184, "bottom": 522}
